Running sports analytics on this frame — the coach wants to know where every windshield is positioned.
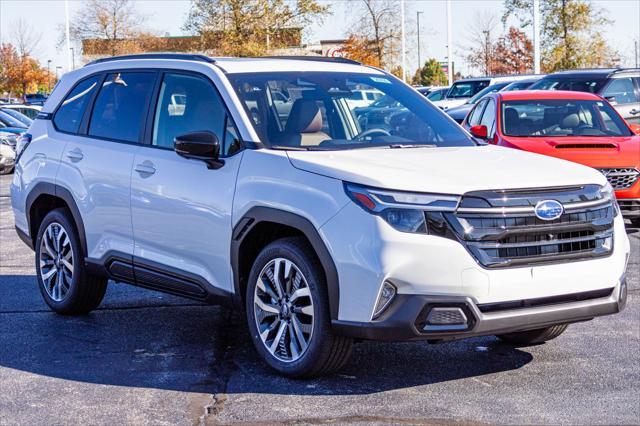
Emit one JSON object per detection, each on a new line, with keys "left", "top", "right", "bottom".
{"left": 529, "top": 77, "right": 607, "bottom": 94}
{"left": 502, "top": 99, "right": 633, "bottom": 137}
{"left": 0, "top": 110, "right": 27, "bottom": 128}
{"left": 227, "top": 72, "right": 475, "bottom": 150}
{"left": 466, "top": 82, "right": 509, "bottom": 104}
{"left": 445, "top": 80, "right": 490, "bottom": 99}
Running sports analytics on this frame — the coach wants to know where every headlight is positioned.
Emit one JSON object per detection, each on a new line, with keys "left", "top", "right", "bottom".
{"left": 344, "top": 182, "right": 460, "bottom": 233}
{"left": 599, "top": 182, "right": 619, "bottom": 217}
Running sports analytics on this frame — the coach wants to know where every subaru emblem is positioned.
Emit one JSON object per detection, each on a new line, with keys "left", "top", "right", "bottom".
{"left": 534, "top": 200, "right": 564, "bottom": 221}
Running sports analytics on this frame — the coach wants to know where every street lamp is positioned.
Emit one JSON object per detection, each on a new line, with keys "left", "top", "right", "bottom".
{"left": 416, "top": 11, "right": 423, "bottom": 70}
{"left": 47, "top": 60, "right": 52, "bottom": 93}
{"left": 70, "top": 47, "right": 75, "bottom": 70}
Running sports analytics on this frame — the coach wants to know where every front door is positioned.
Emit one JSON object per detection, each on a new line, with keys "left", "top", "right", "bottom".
{"left": 130, "top": 71, "right": 244, "bottom": 295}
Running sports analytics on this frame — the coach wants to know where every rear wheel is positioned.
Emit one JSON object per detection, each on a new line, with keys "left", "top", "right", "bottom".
{"left": 497, "top": 324, "right": 568, "bottom": 346}
{"left": 35, "top": 208, "right": 108, "bottom": 315}
{"left": 246, "top": 237, "right": 353, "bottom": 377}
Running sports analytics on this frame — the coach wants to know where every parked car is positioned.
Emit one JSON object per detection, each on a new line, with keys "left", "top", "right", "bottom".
{"left": 1, "top": 104, "right": 42, "bottom": 119}
{"left": 425, "top": 87, "right": 448, "bottom": 101}
{"left": 346, "top": 89, "right": 384, "bottom": 109}
{"left": 0, "top": 132, "right": 16, "bottom": 173}
{"left": 447, "top": 77, "right": 544, "bottom": 123}
{"left": 24, "top": 93, "right": 48, "bottom": 106}
{"left": 1, "top": 108, "right": 33, "bottom": 127}
{"left": 463, "top": 90, "right": 639, "bottom": 226}
{"left": 416, "top": 85, "right": 448, "bottom": 97}
{"left": 432, "top": 75, "right": 534, "bottom": 110}
{"left": 12, "top": 54, "right": 629, "bottom": 378}
{"left": 501, "top": 76, "right": 544, "bottom": 91}
{"left": 530, "top": 68, "right": 640, "bottom": 124}
{"left": 0, "top": 110, "right": 28, "bottom": 136}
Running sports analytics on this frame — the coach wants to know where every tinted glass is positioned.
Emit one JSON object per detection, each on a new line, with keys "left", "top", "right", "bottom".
{"left": 446, "top": 80, "right": 490, "bottom": 99}
{"left": 467, "top": 100, "right": 487, "bottom": 126}
{"left": 426, "top": 89, "right": 446, "bottom": 101}
{"left": 480, "top": 99, "right": 496, "bottom": 136}
{"left": 54, "top": 76, "right": 101, "bottom": 133}
{"left": 153, "top": 73, "right": 238, "bottom": 155}
{"left": 502, "top": 80, "right": 536, "bottom": 91}
{"left": 89, "top": 72, "right": 155, "bottom": 142}
{"left": 1, "top": 108, "right": 32, "bottom": 126}
{"left": 228, "top": 72, "right": 475, "bottom": 150}
{"left": 0, "top": 110, "right": 27, "bottom": 128}
{"left": 501, "top": 99, "right": 633, "bottom": 137}
{"left": 530, "top": 77, "right": 607, "bottom": 93}
{"left": 467, "top": 83, "right": 509, "bottom": 104}
{"left": 602, "top": 78, "right": 638, "bottom": 104}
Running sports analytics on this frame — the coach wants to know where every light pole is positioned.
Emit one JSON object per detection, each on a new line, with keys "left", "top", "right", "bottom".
{"left": 446, "top": 0, "right": 453, "bottom": 85}
{"left": 416, "top": 11, "right": 423, "bottom": 70}
{"left": 70, "top": 47, "right": 75, "bottom": 70}
{"left": 400, "top": 0, "right": 406, "bottom": 82}
{"left": 47, "top": 60, "right": 52, "bottom": 92}
{"left": 533, "top": 0, "right": 541, "bottom": 74}
{"left": 55, "top": 66, "right": 62, "bottom": 81}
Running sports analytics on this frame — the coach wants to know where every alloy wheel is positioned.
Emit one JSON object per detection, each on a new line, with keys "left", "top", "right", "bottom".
{"left": 253, "top": 258, "right": 314, "bottom": 363}
{"left": 39, "top": 222, "right": 74, "bottom": 302}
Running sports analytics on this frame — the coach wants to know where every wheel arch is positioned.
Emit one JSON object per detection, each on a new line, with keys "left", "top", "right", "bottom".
{"left": 231, "top": 206, "right": 340, "bottom": 320}
{"left": 26, "top": 182, "right": 87, "bottom": 256}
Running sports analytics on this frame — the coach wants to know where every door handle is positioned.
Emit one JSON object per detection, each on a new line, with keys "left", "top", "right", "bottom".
{"left": 66, "top": 148, "right": 83, "bottom": 161}
{"left": 134, "top": 161, "right": 156, "bottom": 176}
{"left": 630, "top": 109, "right": 640, "bottom": 115}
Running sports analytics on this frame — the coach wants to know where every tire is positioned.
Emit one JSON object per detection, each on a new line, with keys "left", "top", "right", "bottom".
{"left": 35, "top": 208, "right": 107, "bottom": 315}
{"left": 497, "top": 324, "right": 568, "bottom": 346}
{"left": 246, "top": 237, "right": 353, "bottom": 378}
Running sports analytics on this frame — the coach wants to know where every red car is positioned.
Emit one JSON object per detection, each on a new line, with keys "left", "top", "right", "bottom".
{"left": 462, "top": 90, "right": 640, "bottom": 226}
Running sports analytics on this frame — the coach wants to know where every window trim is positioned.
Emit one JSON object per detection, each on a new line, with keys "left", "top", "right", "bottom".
{"left": 142, "top": 69, "right": 246, "bottom": 159}
{"left": 51, "top": 72, "right": 106, "bottom": 136}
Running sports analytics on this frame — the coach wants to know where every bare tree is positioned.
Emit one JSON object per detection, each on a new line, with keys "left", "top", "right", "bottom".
{"left": 65, "top": 0, "right": 149, "bottom": 56}
{"left": 11, "top": 18, "right": 42, "bottom": 57}
{"left": 464, "top": 11, "right": 499, "bottom": 75}
{"left": 347, "top": 0, "right": 402, "bottom": 69}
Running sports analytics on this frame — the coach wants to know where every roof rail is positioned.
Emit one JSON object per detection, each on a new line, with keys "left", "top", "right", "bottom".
{"left": 261, "top": 55, "right": 361, "bottom": 65}
{"left": 85, "top": 53, "right": 215, "bottom": 67}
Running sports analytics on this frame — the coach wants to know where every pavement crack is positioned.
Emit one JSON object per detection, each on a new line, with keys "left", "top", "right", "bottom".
{"left": 199, "top": 308, "right": 240, "bottom": 426}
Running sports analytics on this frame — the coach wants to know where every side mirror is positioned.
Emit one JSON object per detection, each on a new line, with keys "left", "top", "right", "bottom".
{"left": 470, "top": 124, "right": 488, "bottom": 139}
{"left": 174, "top": 131, "right": 224, "bottom": 169}
{"left": 605, "top": 96, "right": 618, "bottom": 106}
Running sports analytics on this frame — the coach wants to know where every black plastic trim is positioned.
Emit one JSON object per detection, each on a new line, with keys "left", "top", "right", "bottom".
{"left": 25, "top": 182, "right": 88, "bottom": 256}
{"left": 231, "top": 206, "right": 340, "bottom": 319}
{"left": 15, "top": 226, "right": 34, "bottom": 250}
{"left": 85, "top": 250, "right": 233, "bottom": 304}
{"left": 477, "top": 288, "right": 615, "bottom": 313}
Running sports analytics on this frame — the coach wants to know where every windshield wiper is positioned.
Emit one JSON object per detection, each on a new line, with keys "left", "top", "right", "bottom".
{"left": 388, "top": 143, "right": 437, "bottom": 149}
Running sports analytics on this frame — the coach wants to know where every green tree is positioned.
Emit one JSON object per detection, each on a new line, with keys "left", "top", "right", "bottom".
{"left": 503, "top": 0, "right": 617, "bottom": 72}
{"left": 183, "top": 0, "right": 330, "bottom": 56}
{"left": 412, "top": 58, "right": 447, "bottom": 86}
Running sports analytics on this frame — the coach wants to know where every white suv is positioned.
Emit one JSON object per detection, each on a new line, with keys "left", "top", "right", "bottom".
{"left": 11, "top": 55, "right": 630, "bottom": 377}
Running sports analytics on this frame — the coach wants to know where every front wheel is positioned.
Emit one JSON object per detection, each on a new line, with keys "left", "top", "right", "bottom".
{"left": 246, "top": 237, "right": 353, "bottom": 378}
{"left": 497, "top": 324, "right": 568, "bottom": 346}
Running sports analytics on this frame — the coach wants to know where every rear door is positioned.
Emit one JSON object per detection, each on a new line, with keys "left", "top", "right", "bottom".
{"left": 602, "top": 77, "right": 640, "bottom": 124}
{"left": 56, "top": 71, "right": 156, "bottom": 261}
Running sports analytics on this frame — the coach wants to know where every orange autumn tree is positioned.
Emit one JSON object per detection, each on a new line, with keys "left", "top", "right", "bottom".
{"left": 0, "top": 43, "right": 50, "bottom": 97}
{"left": 337, "top": 35, "right": 380, "bottom": 67}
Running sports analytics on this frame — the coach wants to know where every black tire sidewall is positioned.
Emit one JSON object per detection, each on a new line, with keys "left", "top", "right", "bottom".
{"left": 35, "top": 208, "right": 85, "bottom": 313}
{"left": 245, "top": 238, "right": 332, "bottom": 377}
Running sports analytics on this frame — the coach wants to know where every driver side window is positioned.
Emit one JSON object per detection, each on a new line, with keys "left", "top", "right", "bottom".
{"left": 468, "top": 100, "right": 487, "bottom": 126}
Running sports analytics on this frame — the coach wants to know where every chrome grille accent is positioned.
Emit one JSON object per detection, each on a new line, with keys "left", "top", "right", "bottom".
{"left": 599, "top": 168, "right": 639, "bottom": 190}
{"left": 445, "top": 186, "right": 615, "bottom": 268}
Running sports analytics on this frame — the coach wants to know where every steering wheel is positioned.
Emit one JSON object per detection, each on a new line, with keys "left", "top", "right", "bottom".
{"left": 354, "top": 128, "right": 391, "bottom": 140}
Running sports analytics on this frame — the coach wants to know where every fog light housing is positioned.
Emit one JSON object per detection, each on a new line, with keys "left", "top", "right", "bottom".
{"left": 372, "top": 281, "right": 396, "bottom": 319}
{"left": 424, "top": 307, "right": 468, "bottom": 331}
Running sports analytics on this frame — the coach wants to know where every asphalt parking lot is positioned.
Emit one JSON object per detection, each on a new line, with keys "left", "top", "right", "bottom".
{"left": 0, "top": 173, "right": 639, "bottom": 425}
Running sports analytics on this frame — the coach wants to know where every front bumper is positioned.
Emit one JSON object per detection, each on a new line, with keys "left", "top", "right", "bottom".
{"left": 333, "top": 278, "right": 627, "bottom": 341}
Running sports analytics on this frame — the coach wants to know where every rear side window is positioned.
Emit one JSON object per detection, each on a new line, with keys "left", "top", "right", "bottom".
{"left": 89, "top": 72, "right": 156, "bottom": 143}
{"left": 53, "top": 76, "right": 100, "bottom": 134}
{"left": 603, "top": 78, "right": 639, "bottom": 104}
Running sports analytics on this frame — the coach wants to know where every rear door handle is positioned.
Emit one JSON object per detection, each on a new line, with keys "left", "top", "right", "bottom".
{"left": 66, "top": 148, "right": 83, "bottom": 161}
{"left": 134, "top": 161, "right": 156, "bottom": 176}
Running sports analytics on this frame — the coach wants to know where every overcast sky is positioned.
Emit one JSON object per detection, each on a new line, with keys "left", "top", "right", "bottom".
{"left": 0, "top": 0, "right": 638, "bottom": 76}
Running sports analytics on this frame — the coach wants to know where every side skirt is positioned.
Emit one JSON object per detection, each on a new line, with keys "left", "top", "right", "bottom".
{"left": 85, "top": 251, "right": 233, "bottom": 305}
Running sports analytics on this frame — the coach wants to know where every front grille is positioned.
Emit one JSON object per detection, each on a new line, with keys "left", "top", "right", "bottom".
{"left": 598, "top": 168, "right": 639, "bottom": 190}
{"left": 443, "top": 185, "right": 615, "bottom": 268}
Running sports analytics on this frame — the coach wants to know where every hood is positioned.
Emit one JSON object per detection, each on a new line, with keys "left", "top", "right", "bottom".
{"left": 503, "top": 135, "right": 640, "bottom": 169}
{"left": 287, "top": 145, "right": 607, "bottom": 195}
{"left": 431, "top": 98, "right": 468, "bottom": 110}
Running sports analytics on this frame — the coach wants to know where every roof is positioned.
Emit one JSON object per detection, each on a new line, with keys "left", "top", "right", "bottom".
{"left": 498, "top": 90, "right": 602, "bottom": 101}
{"left": 544, "top": 68, "right": 640, "bottom": 78}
